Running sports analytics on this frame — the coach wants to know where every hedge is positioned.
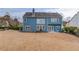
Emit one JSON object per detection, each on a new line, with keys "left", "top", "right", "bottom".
{"left": 62, "top": 26, "right": 79, "bottom": 36}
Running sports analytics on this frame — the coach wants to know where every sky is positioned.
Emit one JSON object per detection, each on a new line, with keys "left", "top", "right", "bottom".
{"left": 0, "top": 8, "right": 79, "bottom": 22}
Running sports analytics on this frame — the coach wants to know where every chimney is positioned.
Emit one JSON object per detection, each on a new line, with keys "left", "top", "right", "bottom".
{"left": 32, "top": 8, "right": 35, "bottom": 17}
{"left": 32, "top": 8, "right": 35, "bottom": 14}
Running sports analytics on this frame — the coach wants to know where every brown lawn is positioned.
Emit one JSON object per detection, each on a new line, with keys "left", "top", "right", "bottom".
{"left": 0, "top": 30, "right": 79, "bottom": 51}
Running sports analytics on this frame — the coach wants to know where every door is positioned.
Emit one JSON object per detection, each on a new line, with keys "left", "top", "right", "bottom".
{"left": 48, "top": 26, "right": 54, "bottom": 32}
{"left": 36, "top": 25, "right": 45, "bottom": 31}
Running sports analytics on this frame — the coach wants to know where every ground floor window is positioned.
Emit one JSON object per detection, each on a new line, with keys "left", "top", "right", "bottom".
{"left": 54, "top": 26, "right": 60, "bottom": 32}
{"left": 48, "top": 25, "right": 61, "bottom": 32}
{"left": 26, "top": 25, "right": 31, "bottom": 31}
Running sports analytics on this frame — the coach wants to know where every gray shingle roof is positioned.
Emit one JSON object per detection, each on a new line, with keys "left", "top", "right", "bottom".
{"left": 23, "top": 12, "right": 62, "bottom": 18}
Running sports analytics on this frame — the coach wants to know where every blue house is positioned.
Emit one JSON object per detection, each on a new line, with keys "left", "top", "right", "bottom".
{"left": 23, "top": 9, "right": 63, "bottom": 32}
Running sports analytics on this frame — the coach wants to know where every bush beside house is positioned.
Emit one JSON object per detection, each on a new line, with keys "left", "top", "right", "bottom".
{"left": 62, "top": 26, "right": 79, "bottom": 36}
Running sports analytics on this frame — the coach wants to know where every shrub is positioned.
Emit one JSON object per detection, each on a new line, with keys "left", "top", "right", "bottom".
{"left": 62, "top": 26, "right": 77, "bottom": 34}
{"left": 0, "top": 23, "right": 23, "bottom": 31}
{"left": 8, "top": 24, "right": 23, "bottom": 30}
{"left": 75, "top": 28, "right": 79, "bottom": 36}
{"left": 0, "top": 27, "right": 4, "bottom": 29}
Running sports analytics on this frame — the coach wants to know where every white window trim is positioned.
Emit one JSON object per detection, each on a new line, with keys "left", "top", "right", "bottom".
{"left": 36, "top": 25, "right": 45, "bottom": 31}
{"left": 37, "top": 18, "right": 45, "bottom": 24}
{"left": 48, "top": 26, "right": 54, "bottom": 32}
{"left": 55, "top": 26, "right": 60, "bottom": 31}
{"left": 51, "top": 18, "right": 58, "bottom": 23}
{"left": 25, "top": 25, "right": 31, "bottom": 31}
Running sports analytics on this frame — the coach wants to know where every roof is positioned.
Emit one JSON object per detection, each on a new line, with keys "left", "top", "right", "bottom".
{"left": 66, "top": 11, "right": 79, "bottom": 27}
{"left": 23, "top": 12, "right": 62, "bottom": 18}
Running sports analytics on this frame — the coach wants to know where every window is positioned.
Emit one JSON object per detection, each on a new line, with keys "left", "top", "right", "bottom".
{"left": 55, "top": 26, "right": 60, "bottom": 32}
{"left": 51, "top": 18, "right": 58, "bottom": 23}
{"left": 26, "top": 25, "right": 31, "bottom": 31}
{"left": 37, "top": 18, "right": 45, "bottom": 24}
{"left": 56, "top": 26, "right": 60, "bottom": 28}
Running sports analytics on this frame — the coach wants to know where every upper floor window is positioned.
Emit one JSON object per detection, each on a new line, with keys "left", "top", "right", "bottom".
{"left": 51, "top": 18, "right": 58, "bottom": 23}
{"left": 37, "top": 18, "right": 45, "bottom": 24}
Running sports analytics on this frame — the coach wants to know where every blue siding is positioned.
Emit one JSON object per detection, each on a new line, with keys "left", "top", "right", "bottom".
{"left": 45, "top": 17, "right": 62, "bottom": 32}
{"left": 23, "top": 17, "right": 62, "bottom": 32}
{"left": 54, "top": 25, "right": 61, "bottom": 32}
{"left": 23, "top": 18, "right": 26, "bottom": 31}
{"left": 36, "top": 17, "right": 48, "bottom": 32}
{"left": 47, "top": 17, "right": 51, "bottom": 24}
{"left": 47, "top": 18, "right": 62, "bottom": 24}
{"left": 45, "top": 17, "right": 51, "bottom": 32}
{"left": 27, "top": 17, "right": 36, "bottom": 32}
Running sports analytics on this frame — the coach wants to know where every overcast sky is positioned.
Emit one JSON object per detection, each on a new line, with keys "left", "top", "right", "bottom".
{"left": 0, "top": 8, "right": 79, "bottom": 22}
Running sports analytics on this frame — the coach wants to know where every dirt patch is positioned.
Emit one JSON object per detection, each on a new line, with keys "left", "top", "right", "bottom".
{"left": 0, "top": 30, "right": 79, "bottom": 51}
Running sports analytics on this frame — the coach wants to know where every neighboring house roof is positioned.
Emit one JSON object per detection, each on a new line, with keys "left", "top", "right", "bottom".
{"left": 66, "top": 12, "right": 79, "bottom": 28}
{"left": 23, "top": 12, "right": 62, "bottom": 18}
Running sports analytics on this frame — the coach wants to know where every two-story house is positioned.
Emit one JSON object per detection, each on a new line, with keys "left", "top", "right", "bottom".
{"left": 23, "top": 9, "right": 63, "bottom": 32}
